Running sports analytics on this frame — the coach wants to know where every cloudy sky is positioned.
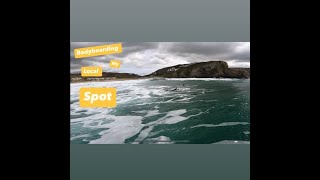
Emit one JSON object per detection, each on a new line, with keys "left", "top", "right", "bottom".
{"left": 71, "top": 42, "right": 250, "bottom": 75}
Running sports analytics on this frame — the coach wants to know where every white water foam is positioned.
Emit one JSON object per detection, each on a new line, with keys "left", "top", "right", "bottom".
{"left": 88, "top": 115, "right": 144, "bottom": 144}
{"left": 71, "top": 80, "right": 200, "bottom": 144}
{"left": 71, "top": 79, "right": 248, "bottom": 144}
{"left": 191, "top": 122, "right": 250, "bottom": 128}
{"left": 132, "top": 110, "right": 161, "bottom": 117}
{"left": 144, "top": 136, "right": 173, "bottom": 144}
{"left": 71, "top": 134, "right": 90, "bottom": 141}
{"left": 213, "top": 140, "right": 250, "bottom": 144}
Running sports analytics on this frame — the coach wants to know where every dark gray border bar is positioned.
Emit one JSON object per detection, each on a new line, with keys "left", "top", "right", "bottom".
{"left": 71, "top": 0, "right": 250, "bottom": 41}
{"left": 71, "top": 145, "right": 250, "bottom": 180}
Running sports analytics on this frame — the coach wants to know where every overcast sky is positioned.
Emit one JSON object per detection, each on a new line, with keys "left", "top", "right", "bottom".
{"left": 70, "top": 42, "right": 250, "bottom": 75}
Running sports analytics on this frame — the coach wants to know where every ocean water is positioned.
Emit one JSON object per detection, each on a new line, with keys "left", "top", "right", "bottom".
{"left": 70, "top": 78, "right": 250, "bottom": 144}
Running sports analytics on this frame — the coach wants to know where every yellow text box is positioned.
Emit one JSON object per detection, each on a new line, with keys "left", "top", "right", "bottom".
{"left": 110, "top": 60, "right": 121, "bottom": 68}
{"left": 74, "top": 43, "right": 122, "bottom": 58}
{"left": 79, "top": 88, "right": 116, "bottom": 108}
{"left": 81, "top": 66, "right": 102, "bottom": 77}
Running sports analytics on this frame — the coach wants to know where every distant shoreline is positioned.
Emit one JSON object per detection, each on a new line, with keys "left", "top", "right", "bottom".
{"left": 71, "top": 78, "right": 147, "bottom": 83}
{"left": 70, "top": 77, "right": 250, "bottom": 83}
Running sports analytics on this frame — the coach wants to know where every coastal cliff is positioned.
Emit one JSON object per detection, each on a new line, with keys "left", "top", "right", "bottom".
{"left": 70, "top": 61, "right": 250, "bottom": 82}
{"left": 146, "top": 61, "right": 250, "bottom": 78}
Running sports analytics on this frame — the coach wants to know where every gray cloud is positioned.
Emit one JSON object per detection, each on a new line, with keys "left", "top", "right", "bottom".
{"left": 70, "top": 42, "right": 250, "bottom": 75}
{"left": 165, "top": 42, "right": 237, "bottom": 55}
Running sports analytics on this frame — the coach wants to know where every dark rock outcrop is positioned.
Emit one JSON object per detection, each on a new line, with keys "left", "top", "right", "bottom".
{"left": 146, "top": 61, "right": 250, "bottom": 78}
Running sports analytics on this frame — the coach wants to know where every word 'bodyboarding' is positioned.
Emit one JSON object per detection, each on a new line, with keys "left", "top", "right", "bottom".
{"left": 74, "top": 43, "right": 122, "bottom": 58}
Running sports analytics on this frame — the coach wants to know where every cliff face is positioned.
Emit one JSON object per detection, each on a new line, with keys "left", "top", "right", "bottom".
{"left": 227, "top": 68, "right": 250, "bottom": 78}
{"left": 147, "top": 61, "right": 250, "bottom": 78}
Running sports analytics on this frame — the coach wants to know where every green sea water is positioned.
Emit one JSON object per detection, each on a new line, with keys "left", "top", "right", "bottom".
{"left": 70, "top": 78, "right": 250, "bottom": 144}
